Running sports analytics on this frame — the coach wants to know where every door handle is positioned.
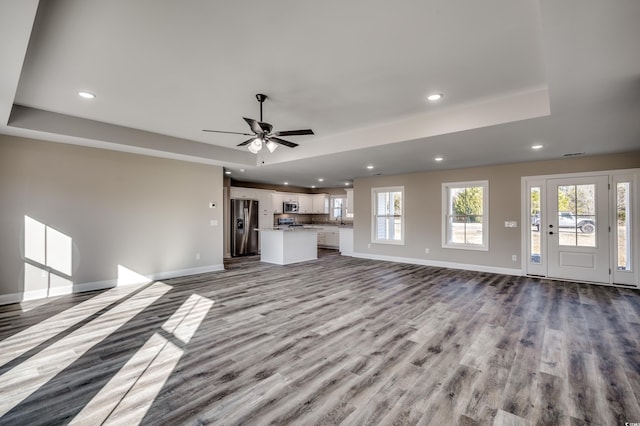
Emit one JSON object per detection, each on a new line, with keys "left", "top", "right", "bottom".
{"left": 548, "top": 231, "right": 554, "bottom": 235}
{"left": 548, "top": 224, "right": 554, "bottom": 228}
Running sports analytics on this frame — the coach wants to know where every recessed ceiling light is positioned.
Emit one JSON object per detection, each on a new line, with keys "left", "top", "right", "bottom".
{"left": 224, "top": 171, "right": 231, "bottom": 175}
{"left": 318, "top": 178, "right": 324, "bottom": 182}
{"left": 78, "top": 91, "right": 95, "bottom": 99}
{"left": 311, "top": 185, "right": 316, "bottom": 189}
{"left": 366, "top": 165, "right": 374, "bottom": 169}
{"left": 531, "top": 144, "right": 543, "bottom": 150}
{"left": 284, "top": 182, "right": 289, "bottom": 185}
{"left": 240, "top": 169, "right": 246, "bottom": 172}
{"left": 434, "top": 156, "right": 444, "bottom": 162}
{"left": 427, "top": 93, "right": 443, "bottom": 102}
{"left": 345, "top": 182, "right": 351, "bottom": 186}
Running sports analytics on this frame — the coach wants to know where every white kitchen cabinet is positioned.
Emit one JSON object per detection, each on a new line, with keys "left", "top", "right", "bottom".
{"left": 339, "top": 228, "right": 354, "bottom": 256}
{"left": 312, "top": 194, "right": 329, "bottom": 214}
{"left": 298, "top": 194, "right": 312, "bottom": 214}
{"left": 256, "top": 189, "right": 274, "bottom": 212}
{"left": 345, "top": 189, "right": 354, "bottom": 215}
{"left": 230, "top": 187, "right": 257, "bottom": 200}
{"left": 273, "top": 192, "right": 299, "bottom": 213}
{"left": 281, "top": 193, "right": 299, "bottom": 203}
{"left": 272, "top": 193, "right": 284, "bottom": 214}
{"left": 316, "top": 225, "right": 339, "bottom": 248}
{"left": 258, "top": 212, "right": 274, "bottom": 229}
{"left": 259, "top": 229, "right": 318, "bottom": 265}
{"left": 325, "top": 229, "right": 339, "bottom": 247}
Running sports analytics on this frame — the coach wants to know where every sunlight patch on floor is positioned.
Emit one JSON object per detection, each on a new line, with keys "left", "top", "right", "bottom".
{"left": 70, "top": 293, "right": 214, "bottom": 424}
{"left": 0, "top": 284, "right": 145, "bottom": 368}
{"left": 0, "top": 282, "right": 171, "bottom": 417}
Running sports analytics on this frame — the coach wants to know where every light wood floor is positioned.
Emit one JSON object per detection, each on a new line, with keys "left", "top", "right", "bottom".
{"left": 1, "top": 250, "right": 640, "bottom": 425}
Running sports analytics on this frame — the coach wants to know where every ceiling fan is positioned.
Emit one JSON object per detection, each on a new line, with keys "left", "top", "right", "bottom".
{"left": 203, "top": 94, "right": 314, "bottom": 154}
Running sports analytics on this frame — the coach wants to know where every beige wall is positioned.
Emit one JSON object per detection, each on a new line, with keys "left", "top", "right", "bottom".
{"left": 0, "top": 135, "right": 224, "bottom": 303}
{"left": 353, "top": 152, "right": 640, "bottom": 271}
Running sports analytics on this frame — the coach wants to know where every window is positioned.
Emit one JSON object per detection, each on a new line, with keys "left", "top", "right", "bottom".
{"left": 529, "top": 186, "right": 542, "bottom": 264}
{"left": 330, "top": 196, "right": 345, "bottom": 221}
{"left": 372, "top": 186, "right": 404, "bottom": 244}
{"left": 616, "top": 180, "right": 632, "bottom": 272}
{"left": 330, "top": 195, "right": 354, "bottom": 221}
{"left": 557, "top": 184, "right": 596, "bottom": 248}
{"left": 442, "top": 181, "right": 488, "bottom": 250}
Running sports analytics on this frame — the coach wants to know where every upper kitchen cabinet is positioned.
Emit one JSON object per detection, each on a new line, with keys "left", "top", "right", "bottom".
{"left": 272, "top": 192, "right": 298, "bottom": 213}
{"left": 230, "top": 187, "right": 274, "bottom": 212}
{"left": 256, "top": 190, "right": 274, "bottom": 212}
{"left": 272, "top": 192, "right": 284, "bottom": 214}
{"left": 345, "top": 189, "right": 354, "bottom": 215}
{"left": 298, "top": 194, "right": 313, "bottom": 214}
{"left": 230, "top": 187, "right": 257, "bottom": 200}
{"left": 312, "top": 194, "right": 329, "bottom": 214}
{"left": 281, "top": 193, "right": 299, "bottom": 203}
{"left": 267, "top": 190, "right": 330, "bottom": 214}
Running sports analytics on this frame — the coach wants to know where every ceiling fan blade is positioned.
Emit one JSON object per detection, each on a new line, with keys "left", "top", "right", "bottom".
{"left": 259, "top": 121, "right": 273, "bottom": 134}
{"left": 203, "top": 129, "right": 254, "bottom": 136}
{"left": 270, "top": 137, "right": 298, "bottom": 148}
{"left": 237, "top": 137, "right": 256, "bottom": 147}
{"left": 274, "top": 129, "right": 314, "bottom": 137}
{"left": 243, "top": 117, "right": 263, "bottom": 135}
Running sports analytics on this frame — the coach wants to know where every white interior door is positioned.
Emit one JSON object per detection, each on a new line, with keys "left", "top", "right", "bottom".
{"left": 546, "top": 175, "right": 610, "bottom": 283}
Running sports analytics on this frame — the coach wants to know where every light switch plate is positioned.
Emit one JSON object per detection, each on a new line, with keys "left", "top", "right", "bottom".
{"left": 505, "top": 221, "right": 517, "bottom": 228}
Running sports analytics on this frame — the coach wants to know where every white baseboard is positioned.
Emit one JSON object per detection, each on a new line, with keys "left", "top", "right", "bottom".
{"left": 351, "top": 252, "right": 522, "bottom": 276}
{"left": 0, "top": 264, "right": 225, "bottom": 306}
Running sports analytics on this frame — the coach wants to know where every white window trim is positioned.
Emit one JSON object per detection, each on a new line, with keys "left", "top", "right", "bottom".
{"left": 371, "top": 186, "right": 405, "bottom": 245}
{"left": 329, "top": 195, "right": 346, "bottom": 221}
{"left": 442, "top": 180, "right": 489, "bottom": 251}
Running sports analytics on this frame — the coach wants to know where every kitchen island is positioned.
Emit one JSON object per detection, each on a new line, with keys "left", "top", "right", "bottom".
{"left": 257, "top": 228, "right": 318, "bottom": 265}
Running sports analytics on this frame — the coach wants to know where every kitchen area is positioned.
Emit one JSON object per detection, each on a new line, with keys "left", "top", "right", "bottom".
{"left": 226, "top": 184, "right": 354, "bottom": 264}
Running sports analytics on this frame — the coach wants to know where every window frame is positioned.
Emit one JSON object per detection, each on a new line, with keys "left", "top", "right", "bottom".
{"left": 330, "top": 195, "right": 345, "bottom": 221}
{"left": 442, "top": 180, "right": 489, "bottom": 251}
{"left": 371, "top": 186, "right": 405, "bottom": 245}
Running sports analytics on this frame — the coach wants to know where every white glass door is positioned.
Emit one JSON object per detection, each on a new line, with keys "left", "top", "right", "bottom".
{"left": 546, "top": 175, "right": 609, "bottom": 283}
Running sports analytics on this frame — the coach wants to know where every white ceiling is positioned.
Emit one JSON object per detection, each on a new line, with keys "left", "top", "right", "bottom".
{"left": 1, "top": 0, "right": 639, "bottom": 188}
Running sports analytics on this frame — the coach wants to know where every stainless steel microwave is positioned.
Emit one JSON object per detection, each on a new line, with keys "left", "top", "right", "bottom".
{"left": 283, "top": 201, "right": 298, "bottom": 213}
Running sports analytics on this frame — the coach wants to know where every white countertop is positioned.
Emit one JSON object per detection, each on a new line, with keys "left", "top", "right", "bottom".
{"left": 257, "top": 227, "right": 318, "bottom": 232}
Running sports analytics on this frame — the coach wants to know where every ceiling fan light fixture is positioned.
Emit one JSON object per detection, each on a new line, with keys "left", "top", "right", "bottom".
{"left": 266, "top": 140, "right": 278, "bottom": 153}
{"left": 248, "top": 138, "right": 263, "bottom": 154}
{"left": 427, "top": 93, "right": 443, "bottom": 102}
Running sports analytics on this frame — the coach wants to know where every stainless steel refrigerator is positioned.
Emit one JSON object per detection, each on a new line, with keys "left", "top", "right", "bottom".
{"left": 230, "top": 199, "right": 259, "bottom": 257}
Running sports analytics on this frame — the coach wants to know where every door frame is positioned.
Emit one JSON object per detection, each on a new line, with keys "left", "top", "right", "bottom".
{"left": 521, "top": 169, "right": 639, "bottom": 287}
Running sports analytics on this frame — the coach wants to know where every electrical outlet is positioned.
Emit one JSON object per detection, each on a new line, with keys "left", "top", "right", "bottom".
{"left": 196, "top": 253, "right": 201, "bottom": 260}
{"left": 425, "top": 248, "right": 430, "bottom": 254}
{"left": 511, "top": 254, "right": 517, "bottom": 262}
{"left": 367, "top": 243, "right": 371, "bottom": 249}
